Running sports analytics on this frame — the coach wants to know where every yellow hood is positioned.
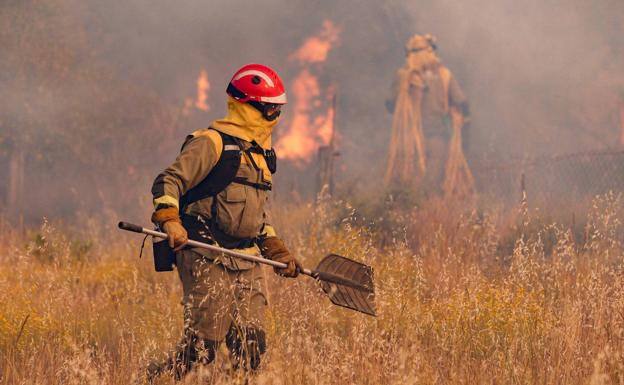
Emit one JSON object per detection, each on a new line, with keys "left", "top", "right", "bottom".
{"left": 406, "top": 49, "right": 440, "bottom": 72}
{"left": 405, "top": 34, "right": 440, "bottom": 72}
{"left": 210, "top": 97, "right": 278, "bottom": 149}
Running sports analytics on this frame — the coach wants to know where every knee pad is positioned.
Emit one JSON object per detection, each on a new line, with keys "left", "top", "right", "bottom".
{"left": 245, "top": 328, "right": 267, "bottom": 370}
{"left": 171, "top": 334, "right": 198, "bottom": 380}
{"left": 171, "top": 334, "right": 219, "bottom": 379}
{"left": 226, "top": 327, "right": 267, "bottom": 370}
{"left": 248, "top": 328, "right": 267, "bottom": 355}
{"left": 196, "top": 339, "right": 219, "bottom": 365}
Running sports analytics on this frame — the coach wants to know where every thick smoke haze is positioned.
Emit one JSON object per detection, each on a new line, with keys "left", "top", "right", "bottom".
{"left": 1, "top": 0, "right": 622, "bottom": 223}
{"left": 407, "top": 0, "right": 624, "bottom": 154}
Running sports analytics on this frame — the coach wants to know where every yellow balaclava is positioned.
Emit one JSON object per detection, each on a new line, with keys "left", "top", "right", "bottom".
{"left": 211, "top": 96, "right": 279, "bottom": 150}
{"left": 405, "top": 34, "right": 440, "bottom": 72}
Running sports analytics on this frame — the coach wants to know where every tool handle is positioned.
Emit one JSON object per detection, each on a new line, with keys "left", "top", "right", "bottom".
{"left": 118, "top": 221, "right": 144, "bottom": 233}
{"left": 118, "top": 221, "right": 314, "bottom": 276}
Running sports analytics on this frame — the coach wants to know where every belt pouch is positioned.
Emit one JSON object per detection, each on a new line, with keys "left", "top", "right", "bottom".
{"left": 152, "top": 238, "right": 175, "bottom": 272}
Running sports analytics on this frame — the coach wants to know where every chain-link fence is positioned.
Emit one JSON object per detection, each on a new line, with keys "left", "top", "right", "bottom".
{"left": 473, "top": 150, "right": 624, "bottom": 207}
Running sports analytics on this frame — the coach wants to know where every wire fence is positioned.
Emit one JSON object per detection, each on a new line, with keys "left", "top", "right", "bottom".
{"left": 473, "top": 150, "right": 624, "bottom": 207}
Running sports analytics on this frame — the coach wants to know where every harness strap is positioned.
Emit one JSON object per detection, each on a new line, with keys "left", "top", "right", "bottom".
{"left": 244, "top": 148, "right": 262, "bottom": 170}
{"left": 232, "top": 177, "right": 272, "bottom": 191}
{"left": 247, "top": 145, "right": 272, "bottom": 156}
{"left": 179, "top": 132, "right": 242, "bottom": 212}
{"left": 246, "top": 142, "right": 277, "bottom": 174}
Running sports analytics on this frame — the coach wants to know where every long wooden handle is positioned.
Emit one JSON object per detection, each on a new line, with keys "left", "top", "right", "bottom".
{"left": 118, "top": 221, "right": 314, "bottom": 276}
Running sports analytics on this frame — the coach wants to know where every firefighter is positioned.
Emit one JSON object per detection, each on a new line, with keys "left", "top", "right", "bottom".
{"left": 385, "top": 34, "right": 471, "bottom": 195}
{"left": 147, "top": 63, "right": 302, "bottom": 381}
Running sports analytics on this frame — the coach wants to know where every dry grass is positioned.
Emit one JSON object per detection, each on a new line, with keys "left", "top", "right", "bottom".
{"left": 2, "top": 194, "right": 624, "bottom": 384}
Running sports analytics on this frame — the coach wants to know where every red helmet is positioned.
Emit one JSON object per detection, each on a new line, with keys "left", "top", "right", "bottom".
{"left": 226, "top": 63, "right": 287, "bottom": 105}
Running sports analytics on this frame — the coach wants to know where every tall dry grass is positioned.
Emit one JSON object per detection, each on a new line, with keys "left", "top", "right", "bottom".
{"left": 2, "top": 193, "right": 624, "bottom": 384}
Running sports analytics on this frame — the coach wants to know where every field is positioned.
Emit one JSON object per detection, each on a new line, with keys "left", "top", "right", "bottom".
{"left": 2, "top": 194, "right": 624, "bottom": 385}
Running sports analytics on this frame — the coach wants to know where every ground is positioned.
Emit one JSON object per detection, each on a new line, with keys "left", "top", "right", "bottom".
{"left": 2, "top": 194, "right": 624, "bottom": 384}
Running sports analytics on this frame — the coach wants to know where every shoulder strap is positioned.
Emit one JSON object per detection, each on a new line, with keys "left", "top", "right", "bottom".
{"left": 180, "top": 131, "right": 278, "bottom": 212}
{"left": 179, "top": 131, "right": 242, "bottom": 211}
{"left": 244, "top": 142, "right": 278, "bottom": 174}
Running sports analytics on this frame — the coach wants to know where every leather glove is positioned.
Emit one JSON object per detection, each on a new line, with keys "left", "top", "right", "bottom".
{"left": 151, "top": 207, "right": 188, "bottom": 250}
{"left": 259, "top": 237, "right": 301, "bottom": 278}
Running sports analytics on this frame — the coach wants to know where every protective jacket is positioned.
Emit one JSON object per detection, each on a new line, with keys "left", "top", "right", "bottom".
{"left": 146, "top": 65, "right": 291, "bottom": 382}
{"left": 151, "top": 98, "right": 278, "bottom": 269}
{"left": 388, "top": 65, "right": 468, "bottom": 137}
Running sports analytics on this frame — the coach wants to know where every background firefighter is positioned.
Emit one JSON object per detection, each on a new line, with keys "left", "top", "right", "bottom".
{"left": 385, "top": 34, "right": 473, "bottom": 197}
{"left": 147, "top": 64, "right": 301, "bottom": 381}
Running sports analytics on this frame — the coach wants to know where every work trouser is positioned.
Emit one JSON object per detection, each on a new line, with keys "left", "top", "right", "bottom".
{"left": 421, "top": 116, "right": 451, "bottom": 196}
{"left": 170, "top": 248, "right": 268, "bottom": 375}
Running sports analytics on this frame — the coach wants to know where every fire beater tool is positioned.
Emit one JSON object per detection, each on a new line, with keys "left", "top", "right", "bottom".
{"left": 118, "top": 221, "right": 376, "bottom": 316}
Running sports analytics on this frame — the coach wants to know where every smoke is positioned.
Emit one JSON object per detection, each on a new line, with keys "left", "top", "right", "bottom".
{"left": 401, "top": 0, "right": 623, "bottom": 157}
{"left": 1, "top": 0, "right": 623, "bottom": 222}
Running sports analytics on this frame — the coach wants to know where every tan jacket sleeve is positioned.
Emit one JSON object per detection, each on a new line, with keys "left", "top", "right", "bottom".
{"left": 385, "top": 70, "right": 401, "bottom": 114}
{"left": 151, "top": 130, "right": 223, "bottom": 209}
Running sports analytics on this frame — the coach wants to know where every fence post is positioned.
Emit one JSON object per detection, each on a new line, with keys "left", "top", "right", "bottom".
{"left": 520, "top": 172, "right": 527, "bottom": 204}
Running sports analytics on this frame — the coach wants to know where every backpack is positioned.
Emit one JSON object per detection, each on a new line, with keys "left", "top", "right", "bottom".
{"left": 179, "top": 130, "right": 277, "bottom": 249}
{"left": 179, "top": 130, "right": 276, "bottom": 211}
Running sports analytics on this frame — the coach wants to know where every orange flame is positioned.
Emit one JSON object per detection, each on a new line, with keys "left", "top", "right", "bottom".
{"left": 195, "top": 69, "right": 210, "bottom": 111}
{"left": 317, "top": 93, "right": 335, "bottom": 145}
{"left": 276, "top": 20, "right": 340, "bottom": 163}
{"left": 290, "top": 20, "right": 340, "bottom": 64}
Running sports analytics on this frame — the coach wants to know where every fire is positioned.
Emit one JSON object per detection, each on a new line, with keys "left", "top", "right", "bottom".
{"left": 317, "top": 93, "right": 335, "bottom": 144}
{"left": 195, "top": 69, "right": 210, "bottom": 111}
{"left": 276, "top": 20, "right": 340, "bottom": 163}
{"left": 277, "top": 72, "right": 336, "bottom": 160}
{"left": 289, "top": 20, "right": 341, "bottom": 64}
